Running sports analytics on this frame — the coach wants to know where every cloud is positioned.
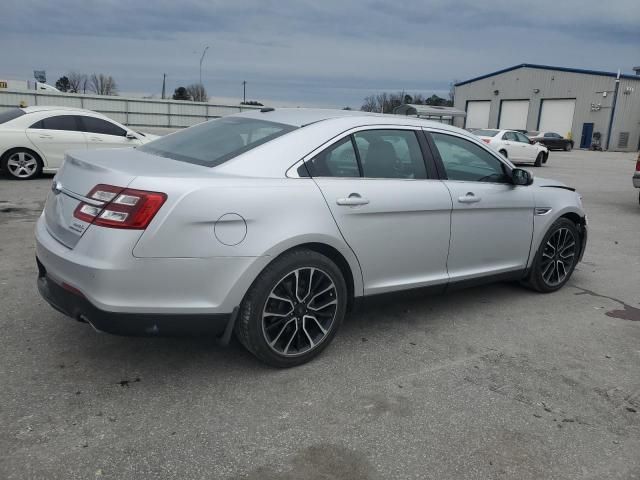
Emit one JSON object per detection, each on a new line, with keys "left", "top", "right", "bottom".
{"left": 2, "top": 0, "right": 639, "bottom": 107}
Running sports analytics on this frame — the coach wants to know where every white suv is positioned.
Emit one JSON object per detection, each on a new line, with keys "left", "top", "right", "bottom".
{"left": 473, "top": 129, "right": 549, "bottom": 166}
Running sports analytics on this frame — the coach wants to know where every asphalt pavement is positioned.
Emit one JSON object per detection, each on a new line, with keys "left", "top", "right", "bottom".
{"left": 0, "top": 149, "right": 638, "bottom": 479}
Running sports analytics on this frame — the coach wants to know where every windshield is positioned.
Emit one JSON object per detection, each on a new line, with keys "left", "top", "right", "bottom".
{"left": 473, "top": 129, "right": 499, "bottom": 137}
{"left": 139, "top": 117, "right": 297, "bottom": 167}
{"left": 0, "top": 108, "right": 25, "bottom": 125}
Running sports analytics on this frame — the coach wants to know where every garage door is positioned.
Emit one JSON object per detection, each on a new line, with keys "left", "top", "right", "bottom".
{"left": 538, "top": 99, "right": 576, "bottom": 138}
{"left": 498, "top": 100, "right": 529, "bottom": 130}
{"left": 465, "top": 101, "right": 490, "bottom": 129}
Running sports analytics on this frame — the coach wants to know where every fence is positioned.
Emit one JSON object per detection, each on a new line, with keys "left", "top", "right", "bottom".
{"left": 0, "top": 90, "right": 262, "bottom": 129}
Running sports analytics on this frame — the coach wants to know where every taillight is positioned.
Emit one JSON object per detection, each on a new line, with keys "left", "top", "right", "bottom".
{"left": 73, "top": 184, "right": 167, "bottom": 229}
{"left": 481, "top": 138, "right": 491, "bottom": 144}
{"left": 635, "top": 159, "right": 640, "bottom": 172}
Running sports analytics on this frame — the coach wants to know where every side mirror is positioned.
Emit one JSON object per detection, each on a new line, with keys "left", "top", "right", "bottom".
{"left": 511, "top": 168, "right": 533, "bottom": 186}
{"left": 126, "top": 132, "right": 137, "bottom": 140}
{"left": 529, "top": 139, "right": 535, "bottom": 144}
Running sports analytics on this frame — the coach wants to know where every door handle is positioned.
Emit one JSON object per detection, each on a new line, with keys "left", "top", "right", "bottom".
{"left": 38, "top": 134, "right": 53, "bottom": 139}
{"left": 89, "top": 137, "right": 103, "bottom": 142}
{"left": 336, "top": 193, "right": 369, "bottom": 206}
{"left": 458, "top": 192, "right": 481, "bottom": 204}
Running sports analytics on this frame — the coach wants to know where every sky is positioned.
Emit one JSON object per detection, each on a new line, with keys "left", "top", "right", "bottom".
{"left": 2, "top": 0, "right": 639, "bottom": 108}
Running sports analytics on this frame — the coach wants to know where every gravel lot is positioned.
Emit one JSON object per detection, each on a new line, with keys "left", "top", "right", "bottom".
{"left": 1, "top": 150, "right": 639, "bottom": 479}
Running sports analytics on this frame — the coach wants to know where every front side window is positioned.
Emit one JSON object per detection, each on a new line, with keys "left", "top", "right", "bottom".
{"left": 139, "top": 117, "right": 297, "bottom": 167}
{"left": 515, "top": 132, "right": 531, "bottom": 143}
{"left": 303, "top": 137, "right": 359, "bottom": 177}
{"left": 30, "top": 115, "right": 82, "bottom": 132}
{"left": 81, "top": 116, "right": 126, "bottom": 137}
{"left": 353, "top": 130, "right": 426, "bottom": 179}
{"left": 431, "top": 133, "right": 509, "bottom": 183}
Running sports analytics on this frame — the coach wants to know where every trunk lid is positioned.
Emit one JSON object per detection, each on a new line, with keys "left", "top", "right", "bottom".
{"left": 44, "top": 147, "right": 206, "bottom": 248}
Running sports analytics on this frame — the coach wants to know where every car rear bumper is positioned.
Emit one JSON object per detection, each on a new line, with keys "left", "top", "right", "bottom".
{"left": 37, "top": 257, "right": 235, "bottom": 337}
{"left": 35, "top": 215, "right": 270, "bottom": 316}
{"left": 633, "top": 172, "right": 640, "bottom": 189}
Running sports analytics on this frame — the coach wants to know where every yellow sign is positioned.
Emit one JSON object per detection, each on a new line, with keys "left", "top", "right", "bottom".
{"left": 0, "top": 81, "right": 7, "bottom": 89}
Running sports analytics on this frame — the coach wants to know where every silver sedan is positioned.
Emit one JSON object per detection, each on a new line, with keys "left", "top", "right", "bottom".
{"left": 36, "top": 109, "right": 587, "bottom": 367}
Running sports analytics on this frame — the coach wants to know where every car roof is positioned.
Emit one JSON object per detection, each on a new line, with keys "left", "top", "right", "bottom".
{"left": 231, "top": 107, "right": 465, "bottom": 132}
{"left": 21, "top": 105, "right": 103, "bottom": 115}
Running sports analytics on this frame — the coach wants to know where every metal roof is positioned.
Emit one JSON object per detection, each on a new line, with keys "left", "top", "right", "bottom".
{"left": 455, "top": 64, "right": 640, "bottom": 87}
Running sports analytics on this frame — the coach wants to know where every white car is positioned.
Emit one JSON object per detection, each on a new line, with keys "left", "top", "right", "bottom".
{"left": 473, "top": 129, "right": 549, "bottom": 166}
{"left": 0, "top": 106, "right": 157, "bottom": 179}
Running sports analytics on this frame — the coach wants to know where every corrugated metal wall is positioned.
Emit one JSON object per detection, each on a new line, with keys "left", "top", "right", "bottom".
{"left": 0, "top": 90, "right": 261, "bottom": 129}
{"left": 453, "top": 67, "right": 640, "bottom": 152}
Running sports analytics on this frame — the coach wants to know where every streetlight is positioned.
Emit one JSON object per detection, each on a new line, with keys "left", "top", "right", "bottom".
{"left": 242, "top": 80, "right": 247, "bottom": 104}
{"left": 199, "top": 46, "right": 209, "bottom": 86}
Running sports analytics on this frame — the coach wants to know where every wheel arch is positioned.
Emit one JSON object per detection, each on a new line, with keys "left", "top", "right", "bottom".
{"left": 528, "top": 206, "right": 586, "bottom": 268}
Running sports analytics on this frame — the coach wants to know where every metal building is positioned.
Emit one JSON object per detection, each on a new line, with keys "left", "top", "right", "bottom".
{"left": 453, "top": 64, "right": 640, "bottom": 151}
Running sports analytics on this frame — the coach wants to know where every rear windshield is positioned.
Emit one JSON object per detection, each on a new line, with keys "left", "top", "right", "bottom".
{"left": 139, "top": 117, "right": 297, "bottom": 167}
{"left": 473, "top": 129, "right": 499, "bottom": 137}
{"left": 0, "top": 108, "right": 25, "bottom": 125}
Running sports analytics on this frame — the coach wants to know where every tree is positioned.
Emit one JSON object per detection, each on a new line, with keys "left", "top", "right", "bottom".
{"left": 186, "top": 83, "right": 208, "bottom": 102}
{"left": 55, "top": 76, "right": 71, "bottom": 92}
{"left": 88, "top": 73, "right": 118, "bottom": 95}
{"left": 67, "top": 71, "right": 88, "bottom": 93}
{"left": 172, "top": 86, "right": 191, "bottom": 101}
{"left": 240, "top": 100, "right": 264, "bottom": 106}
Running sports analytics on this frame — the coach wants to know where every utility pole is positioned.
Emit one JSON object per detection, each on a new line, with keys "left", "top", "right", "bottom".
{"left": 161, "top": 73, "right": 166, "bottom": 99}
{"left": 242, "top": 80, "right": 247, "bottom": 104}
{"left": 199, "top": 46, "right": 209, "bottom": 86}
{"left": 605, "top": 69, "right": 621, "bottom": 151}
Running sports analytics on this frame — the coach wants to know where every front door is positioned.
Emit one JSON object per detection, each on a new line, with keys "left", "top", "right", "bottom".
{"left": 427, "top": 130, "right": 534, "bottom": 281}
{"left": 580, "top": 123, "right": 594, "bottom": 149}
{"left": 79, "top": 115, "right": 133, "bottom": 149}
{"left": 306, "top": 128, "right": 452, "bottom": 295}
{"left": 514, "top": 131, "right": 537, "bottom": 161}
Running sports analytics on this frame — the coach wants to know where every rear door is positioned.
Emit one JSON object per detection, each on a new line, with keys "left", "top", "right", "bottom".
{"left": 79, "top": 115, "right": 134, "bottom": 149}
{"left": 426, "top": 130, "right": 534, "bottom": 281}
{"left": 306, "top": 127, "right": 452, "bottom": 295}
{"left": 26, "top": 115, "right": 87, "bottom": 168}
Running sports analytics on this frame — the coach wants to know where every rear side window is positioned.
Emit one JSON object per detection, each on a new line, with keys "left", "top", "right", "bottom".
{"left": 30, "top": 115, "right": 82, "bottom": 132}
{"left": 502, "top": 131, "right": 517, "bottom": 141}
{"left": 304, "top": 137, "right": 360, "bottom": 177}
{"left": 0, "top": 108, "right": 25, "bottom": 124}
{"left": 81, "top": 116, "right": 126, "bottom": 137}
{"left": 353, "top": 130, "right": 426, "bottom": 179}
{"left": 139, "top": 117, "right": 297, "bottom": 167}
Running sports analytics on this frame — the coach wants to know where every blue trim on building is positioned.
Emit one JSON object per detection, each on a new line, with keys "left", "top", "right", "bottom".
{"left": 455, "top": 64, "right": 639, "bottom": 87}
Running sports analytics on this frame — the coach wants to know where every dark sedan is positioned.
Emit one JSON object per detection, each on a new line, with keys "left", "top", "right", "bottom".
{"left": 527, "top": 131, "right": 574, "bottom": 151}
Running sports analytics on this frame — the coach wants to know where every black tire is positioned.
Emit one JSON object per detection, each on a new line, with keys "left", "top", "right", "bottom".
{"left": 564, "top": 142, "right": 572, "bottom": 152}
{"left": 525, "top": 218, "right": 580, "bottom": 293}
{"left": 534, "top": 152, "right": 543, "bottom": 167}
{"left": 542, "top": 152, "right": 548, "bottom": 164}
{"left": 235, "top": 249, "right": 348, "bottom": 367}
{"left": 1, "top": 148, "right": 43, "bottom": 180}
{"left": 499, "top": 149, "right": 508, "bottom": 158}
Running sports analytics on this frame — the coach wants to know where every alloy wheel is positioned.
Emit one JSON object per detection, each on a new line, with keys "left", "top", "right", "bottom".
{"left": 262, "top": 267, "right": 338, "bottom": 357}
{"left": 540, "top": 227, "right": 576, "bottom": 287}
{"left": 7, "top": 152, "right": 38, "bottom": 178}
